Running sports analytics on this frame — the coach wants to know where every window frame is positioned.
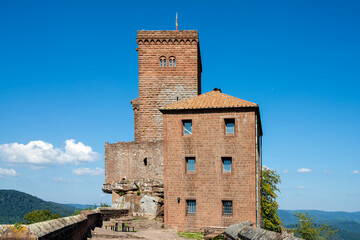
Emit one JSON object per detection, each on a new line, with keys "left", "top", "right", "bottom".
{"left": 183, "top": 120, "right": 192, "bottom": 135}
{"left": 186, "top": 200, "right": 196, "bottom": 215}
{"left": 186, "top": 157, "right": 196, "bottom": 173}
{"left": 222, "top": 157, "right": 232, "bottom": 173}
{"left": 169, "top": 56, "right": 176, "bottom": 67}
{"left": 225, "top": 118, "right": 235, "bottom": 135}
{"left": 159, "top": 56, "right": 166, "bottom": 67}
{"left": 222, "top": 200, "right": 233, "bottom": 216}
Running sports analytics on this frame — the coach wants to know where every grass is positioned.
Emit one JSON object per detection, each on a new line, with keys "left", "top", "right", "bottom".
{"left": 178, "top": 231, "right": 204, "bottom": 240}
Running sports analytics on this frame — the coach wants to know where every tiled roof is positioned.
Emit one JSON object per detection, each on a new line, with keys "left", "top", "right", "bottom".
{"left": 161, "top": 90, "right": 258, "bottom": 110}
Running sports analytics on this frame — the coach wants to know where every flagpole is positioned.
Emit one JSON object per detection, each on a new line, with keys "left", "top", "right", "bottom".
{"left": 176, "top": 12, "right": 178, "bottom": 31}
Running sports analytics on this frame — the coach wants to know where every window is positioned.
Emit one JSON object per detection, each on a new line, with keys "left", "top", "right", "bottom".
{"left": 160, "top": 56, "right": 166, "bottom": 67}
{"left": 169, "top": 56, "right": 176, "bottom": 67}
{"left": 186, "top": 157, "right": 195, "bottom": 172}
{"left": 187, "top": 200, "right": 196, "bottom": 214}
{"left": 183, "top": 120, "right": 192, "bottom": 135}
{"left": 222, "top": 157, "right": 232, "bottom": 173}
{"left": 222, "top": 201, "right": 232, "bottom": 215}
{"left": 225, "top": 119, "right": 235, "bottom": 134}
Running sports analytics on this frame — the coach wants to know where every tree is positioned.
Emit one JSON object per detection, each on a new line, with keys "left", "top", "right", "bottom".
{"left": 293, "top": 211, "right": 338, "bottom": 240}
{"left": 261, "top": 167, "right": 282, "bottom": 232}
{"left": 23, "top": 209, "right": 61, "bottom": 224}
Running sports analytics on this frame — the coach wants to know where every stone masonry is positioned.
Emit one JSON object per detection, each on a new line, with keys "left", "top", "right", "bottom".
{"left": 161, "top": 106, "right": 262, "bottom": 230}
{"left": 103, "top": 30, "right": 202, "bottom": 218}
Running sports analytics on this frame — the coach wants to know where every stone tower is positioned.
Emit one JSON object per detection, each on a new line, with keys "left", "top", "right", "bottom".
{"left": 103, "top": 30, "right": 202, "bottom": 218}
{"left": 133, "top": 30, "right": 202, "bottom": 142}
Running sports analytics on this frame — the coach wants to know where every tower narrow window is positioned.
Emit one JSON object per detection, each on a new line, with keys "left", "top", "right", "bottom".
{"left": 169, "top": 56, "right": 176, "bottom": 67}
{"left": 160, "top": 56, "right": 166, "bottom": 67}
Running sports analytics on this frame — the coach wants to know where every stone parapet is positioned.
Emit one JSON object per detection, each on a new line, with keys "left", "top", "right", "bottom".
{"left": 0, "top": 208, "right": 129, "bottom": 240}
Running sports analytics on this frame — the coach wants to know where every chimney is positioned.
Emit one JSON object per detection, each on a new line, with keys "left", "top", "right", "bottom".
{"left": 213, "top": 88, "right": 222, "bottom": 92}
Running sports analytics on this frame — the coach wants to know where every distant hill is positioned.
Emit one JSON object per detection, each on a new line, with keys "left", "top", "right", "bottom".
{"left": 279, "top": 209, "right": 360, "bottom": 240}
{"left": 0, "top": 189, "right": 77, "bottom": 224}
{"left": 66, "top": 203, "right": 97, "bottom": 210}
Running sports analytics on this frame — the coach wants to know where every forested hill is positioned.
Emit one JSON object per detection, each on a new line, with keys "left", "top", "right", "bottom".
{"left": 279, "top": 209, "right": 360, "bottom": 240}
{"left": 0, "top": 189, "right": 76, "bottom": 224}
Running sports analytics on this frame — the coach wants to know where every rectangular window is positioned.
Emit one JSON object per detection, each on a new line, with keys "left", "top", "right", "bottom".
{"left": 222, "top": 157, "right": 232, "bottom": 173}
{"left": 183, "top": 120, "right": 192, "bottom": 135}
{"left": 187, "top": 200, "right": 196, "bottom": 214}
{"left": 186, "top": 157, "right": 195, "bottom": 172}
{"left": 223, "top": 201, "right": 232, "bottom": 215}
{"left": 225, "top": 119, "right": 235, "bottom": 134}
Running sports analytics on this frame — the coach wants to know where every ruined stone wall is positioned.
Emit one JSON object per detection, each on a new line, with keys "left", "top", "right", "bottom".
{"left": 135, "top": 30, "right": 202, "bottom": 142}
{"left": 163, "top": 109, "right": 259, "bottom": 230}
{"left": 104, "top": 141, "right": 163, "bottom": 184}
{"left": 103, "top": 141, "right": 164, "bottom": 219}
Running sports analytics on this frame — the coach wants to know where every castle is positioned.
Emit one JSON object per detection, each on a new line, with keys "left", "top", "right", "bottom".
{"left": 102, "top": 30, "right": 263, "bottom": 230}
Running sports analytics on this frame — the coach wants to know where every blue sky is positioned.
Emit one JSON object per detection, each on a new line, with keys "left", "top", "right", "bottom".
{"left": 0, "top": 0, "right": 359, "bottom": 211}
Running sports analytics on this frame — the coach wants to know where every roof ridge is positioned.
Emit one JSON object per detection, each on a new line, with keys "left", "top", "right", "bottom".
{"left": 160, "top": 90, "right": 258, "bottom": 110}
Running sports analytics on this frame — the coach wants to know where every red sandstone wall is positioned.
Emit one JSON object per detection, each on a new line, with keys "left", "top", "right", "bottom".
{"left": 135, "top": 30, "right": 201, "bottom": 142}
{"left": 104, "top": 141, "right": 164, "bottom": 184}
{"left": 163, "top": 109, "right": 258, "bottom": 230}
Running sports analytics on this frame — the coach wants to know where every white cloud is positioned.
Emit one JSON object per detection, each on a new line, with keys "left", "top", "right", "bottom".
{"left": 323, "top": 170, "right": 333, "bottom": 174}
{"left": 297, "top": 186, "right": 305, "bottom": 189}
{"left": 73, "top": 167, "right": 104, "bottom": 176}
{"left": 0, "top": 167, "right": 17, "bottom": 177}
{"left": 351, "top": 170, "right": 359, "bottom": 174}
{"left": 53, "top": 177, "right": 70, "bottom": 182}
{"left": 0, "top": 139, "right": 100, "bottom": 167}
{"left": 297, "top": 168, "right": 312, "bottom": 173}
{"left": 283, "top": 169, "right": 289, "bottom": 174}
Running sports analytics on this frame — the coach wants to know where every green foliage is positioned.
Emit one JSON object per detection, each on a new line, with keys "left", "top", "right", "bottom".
{"left": 178, "top": 231, "right": 204, "bottom": 240}
{"left": 178, "top": 232, "right": 223, "bottom": 240}
{"left": 136, "top": 190, "right": 140, "bottom": 196}
{"left": 84, "top": 204, "right": 98, "bottom": 210}
{"left": 0, "top": 190, "right": 76, "bottom": 224}
{"left": 261, "top": 168, "right": 282, "bottom": 233}
{"left": 293, "top": 211, "right": 339, "bottom": 240}
{"left": 100, "top": 202, "right": 110, "bottom": 207}
{"left": 73, "top": 209, "right": 81, "bottom": 215}
{"left": 14, "top": 222, "right": 22, "bottom": 230}
{"left": 23, "top": 209, "right": 61, "bottom": 224}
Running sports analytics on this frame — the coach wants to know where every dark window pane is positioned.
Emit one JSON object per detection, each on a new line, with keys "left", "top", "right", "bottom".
{"left": 223, "top": 201, "right": 232, "bottom": 215}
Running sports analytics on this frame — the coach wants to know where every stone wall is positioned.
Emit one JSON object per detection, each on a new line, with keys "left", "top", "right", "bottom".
{"left": 224, "top": 221, "right": 302, "bottom": 240}
{"left": 103, "top": 141, "right": 164, "bottom": 218}
{"left": 0, "top": 208, "right": 128, "bottom": 240}
{"left": 104, "top": 141, "right": 163, "bottom": 184}
{"left": 163, "top": 109, "right": 260, "bottom": 230}
{"left": 135, "top": 30, "right": 202, "bottom": 142}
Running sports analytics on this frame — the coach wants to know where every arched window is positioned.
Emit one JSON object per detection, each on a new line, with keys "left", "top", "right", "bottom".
{"left": 160, "top": 56, "right": 166, "bottom": 67}
{"left": 169, "top": 56, "right": 176, "bottom": 67}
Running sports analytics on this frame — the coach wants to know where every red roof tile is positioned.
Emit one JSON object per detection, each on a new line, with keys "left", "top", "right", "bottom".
{"left": 161, "top": 90, "right": 258, "bottom": 110}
